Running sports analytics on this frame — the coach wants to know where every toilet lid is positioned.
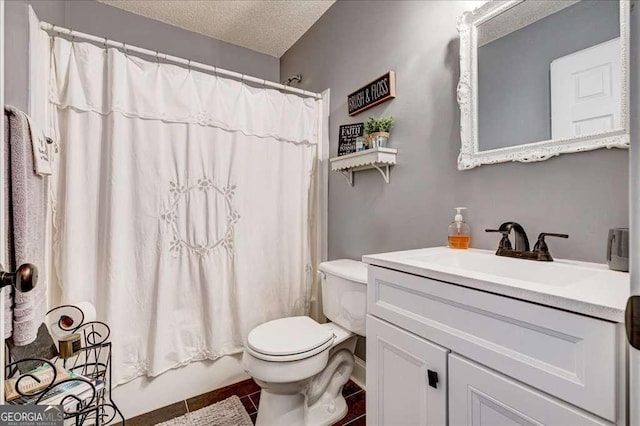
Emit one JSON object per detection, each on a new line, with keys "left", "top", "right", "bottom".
{"left": 248, "top": 316, "right": 334, "bottom": 357}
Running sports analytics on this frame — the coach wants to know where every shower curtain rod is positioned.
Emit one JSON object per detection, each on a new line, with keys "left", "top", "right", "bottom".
{"left": 39, "top": 22, "right": 323, "bottom": 100}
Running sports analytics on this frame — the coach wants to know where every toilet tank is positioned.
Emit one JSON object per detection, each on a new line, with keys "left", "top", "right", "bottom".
{"left": 319, "top": 259, "right": 368, "bottom": 336}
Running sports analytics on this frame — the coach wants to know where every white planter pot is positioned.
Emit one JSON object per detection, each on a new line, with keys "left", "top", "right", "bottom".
{"left": 368, "top": 132, "right": 390, "bottom": 148}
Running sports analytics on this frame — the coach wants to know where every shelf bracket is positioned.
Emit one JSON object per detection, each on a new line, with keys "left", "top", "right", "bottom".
{"left": 371, "top": 164, "right": 390, "bottom": 184}
{"left": 338, "top": 169, "right": 354, "bottom": 186}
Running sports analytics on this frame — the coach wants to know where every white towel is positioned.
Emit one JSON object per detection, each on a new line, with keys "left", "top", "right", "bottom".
{"left": 26, "top": 114, "right": 52, "bottom": 176}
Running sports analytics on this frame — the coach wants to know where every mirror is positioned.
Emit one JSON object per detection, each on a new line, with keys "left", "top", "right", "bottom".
{"left": 456, "top": 0, "right": 629, "bottom": 170}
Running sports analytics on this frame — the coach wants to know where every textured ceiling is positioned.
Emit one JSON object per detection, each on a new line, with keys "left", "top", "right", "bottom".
{"left": 97, "top": 0, "right": 335, "bottom": 57}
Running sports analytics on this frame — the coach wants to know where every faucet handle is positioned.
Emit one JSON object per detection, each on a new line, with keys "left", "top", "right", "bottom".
{"left": 538, "top": 232, "right": 569, "bottom": 239}
{"left": 486, "top": 229, "right": 509, "bottom": 238}
{"left": 533, "top": 233, "right": 569, "bottom": 261}
{"left": 486, "top": 229, "right": 512, "bottom": 251}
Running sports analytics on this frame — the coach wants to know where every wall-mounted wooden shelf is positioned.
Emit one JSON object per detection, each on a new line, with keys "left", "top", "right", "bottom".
{"left": 330, "top": 147, "right": 397, "bottom": 186}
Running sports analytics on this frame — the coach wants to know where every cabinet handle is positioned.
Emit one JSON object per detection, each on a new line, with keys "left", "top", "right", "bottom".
{"left": 427, "top": 369, "right": 438, "bottom": 389}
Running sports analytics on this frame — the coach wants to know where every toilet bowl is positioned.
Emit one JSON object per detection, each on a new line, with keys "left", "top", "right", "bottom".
{"left": 242, "top": 259, "right": 367, "bottom": 426}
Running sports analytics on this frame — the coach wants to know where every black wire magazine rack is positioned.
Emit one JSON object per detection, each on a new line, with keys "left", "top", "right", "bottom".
{"left": 4, "top": 304, "right": 125, "bottom": 425}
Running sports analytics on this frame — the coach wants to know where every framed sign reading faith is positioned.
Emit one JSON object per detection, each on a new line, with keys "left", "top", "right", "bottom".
{"left": 338, "top": 123, "right": 364, "bottom": 156}
{"left": 348, "top": 71, "right": 396, "bottom": 116}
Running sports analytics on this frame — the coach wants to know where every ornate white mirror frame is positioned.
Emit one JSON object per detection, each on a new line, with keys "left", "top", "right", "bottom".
{"left": 456, "top": 0, "right": 630, "bottom": 170}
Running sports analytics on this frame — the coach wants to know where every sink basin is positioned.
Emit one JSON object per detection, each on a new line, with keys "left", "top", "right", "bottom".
{"left": 408, "top": 249, "right": 597, "bottom": 287}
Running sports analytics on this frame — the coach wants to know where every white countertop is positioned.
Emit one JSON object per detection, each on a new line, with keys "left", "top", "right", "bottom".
{"left": 362, "top": 247, "right": 630, "bottom": 322}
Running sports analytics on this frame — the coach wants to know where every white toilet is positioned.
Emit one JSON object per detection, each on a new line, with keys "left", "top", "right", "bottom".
{"left": 242, "top": 259, "right": 367, "bottom": 426}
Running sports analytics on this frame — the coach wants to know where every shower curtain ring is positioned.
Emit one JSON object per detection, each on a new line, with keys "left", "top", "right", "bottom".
{"left": 187, "top": 59, "right": 191, "bottom": 71}
{"left": 103, "top": 37, "right": 108, "bottom": 49}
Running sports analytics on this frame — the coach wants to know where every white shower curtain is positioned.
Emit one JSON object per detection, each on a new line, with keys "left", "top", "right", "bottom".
{"left": 49, "top": 38, "right": 320, "bottom": 384}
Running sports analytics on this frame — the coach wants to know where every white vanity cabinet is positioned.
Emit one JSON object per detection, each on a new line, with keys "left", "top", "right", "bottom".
{"left": 364, "top": 262, "right": 626, "bottom": 426}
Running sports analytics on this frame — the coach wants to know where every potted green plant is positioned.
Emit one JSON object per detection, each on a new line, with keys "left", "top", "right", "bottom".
{"left": 365, "top": 116, "right": 394, "bottom": 148}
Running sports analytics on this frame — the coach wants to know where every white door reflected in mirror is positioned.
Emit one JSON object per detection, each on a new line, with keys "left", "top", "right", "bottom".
{"left": 551, "top": 37, "right": 621, "bottom": 139}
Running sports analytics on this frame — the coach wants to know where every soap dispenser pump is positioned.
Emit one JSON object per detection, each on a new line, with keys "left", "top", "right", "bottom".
{"left": 448, "top": 207, "right": 471, "bottom": 249}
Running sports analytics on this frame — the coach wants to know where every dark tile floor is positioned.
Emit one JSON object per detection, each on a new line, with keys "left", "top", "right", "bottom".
{"left": 125, "top": 378, "right": 366, "bottom": 425}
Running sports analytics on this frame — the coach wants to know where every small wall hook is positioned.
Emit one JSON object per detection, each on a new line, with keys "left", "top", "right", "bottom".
{"left": 282, "top": 74, "right": 302, "bottom": 86}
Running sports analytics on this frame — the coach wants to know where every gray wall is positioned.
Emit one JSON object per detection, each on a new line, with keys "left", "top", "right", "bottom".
{"left": 5, "top": 0, "right": 280, "bottom": 112}
{"left": 281, "top": 0, "right": 629, "bottom": 265}
{"left": 478, "top": 0, "right": 620, "bottom": 150}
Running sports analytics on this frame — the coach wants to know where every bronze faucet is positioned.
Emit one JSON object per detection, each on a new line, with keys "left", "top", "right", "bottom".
{"left": 486, "top": 222, "right": 568, "bottom": 261}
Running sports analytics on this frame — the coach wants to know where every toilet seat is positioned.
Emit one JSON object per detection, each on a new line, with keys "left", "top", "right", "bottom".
{"left": 247, "top": 316, "right": 335, "bottom": 362}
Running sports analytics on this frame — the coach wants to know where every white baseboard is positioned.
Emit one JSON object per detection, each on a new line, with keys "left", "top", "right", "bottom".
{"left": 112, "top": 355, "right": 247, "bottom": 420}
{"left": 351, "top": 356, "right": 366, "bottom": 390}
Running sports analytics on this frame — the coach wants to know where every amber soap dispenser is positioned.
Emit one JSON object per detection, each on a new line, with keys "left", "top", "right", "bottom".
{"left": 448, "top": 207, "right": 470, "bottom": 249}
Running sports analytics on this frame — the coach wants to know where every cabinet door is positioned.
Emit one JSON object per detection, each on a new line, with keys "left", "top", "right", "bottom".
{"left": 367, "top": 315, "right": 448, "bottom": 426}
{"left": 449, "top": 354, "right": 613, "bottom": 426}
